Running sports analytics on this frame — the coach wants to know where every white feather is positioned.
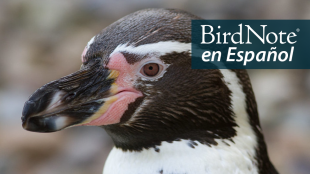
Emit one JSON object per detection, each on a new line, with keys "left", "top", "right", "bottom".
{"left": 110, "top": 41, "right": 191, "bottom": 57}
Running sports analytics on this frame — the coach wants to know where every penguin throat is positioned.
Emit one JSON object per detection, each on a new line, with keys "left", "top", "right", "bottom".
{"left": 103, "top": 139, "right": 259, "bottom": 174}
{"left": 103, "top": 125, "right": 237, "bottom": 152}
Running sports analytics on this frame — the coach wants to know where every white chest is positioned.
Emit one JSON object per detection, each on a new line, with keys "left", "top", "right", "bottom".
{"left": 103, "top": 139, "right": 258, "bottom": 174}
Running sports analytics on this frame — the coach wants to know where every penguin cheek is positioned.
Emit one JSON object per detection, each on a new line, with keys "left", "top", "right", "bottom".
{"left": 82, "top": 52, "right": 144, "bottom": 126}
{"left": 107, "top": 52, "right": 138, "bottom": 87}
{"left": 82, "top": 53, "right": 143, "bottom": 126}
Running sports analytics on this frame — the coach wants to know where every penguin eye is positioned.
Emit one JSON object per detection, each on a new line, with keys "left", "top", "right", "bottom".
{"left": 141, "top": 63, "right": 160, "bottom": 77}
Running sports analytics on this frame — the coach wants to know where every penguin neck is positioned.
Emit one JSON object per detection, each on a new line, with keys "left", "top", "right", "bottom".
{"left": 103, "top": 69, "right": 278, "bottom": 174}
{"left": 103, "top": 113, "right": 274, "bottom": 174}
{"left": 103, "top": 132, "right": 259, "bottom": 174}
{"left": 103, "top": 122, "right": 276, "bottom": 174}
{"left": 103, "top": 95, "right": 261, "bottom": 174}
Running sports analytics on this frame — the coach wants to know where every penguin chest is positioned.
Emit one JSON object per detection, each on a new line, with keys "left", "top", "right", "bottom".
{"left": 103, "top": 140, "right": 258, "bottom": 174}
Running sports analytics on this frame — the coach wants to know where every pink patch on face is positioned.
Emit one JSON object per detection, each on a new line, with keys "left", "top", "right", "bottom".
{"left": 81, "top": 46, "right": 88, "bottom": 63}
{"left": 83, "top": 90, "right": 142, "bottom": 126}
{"left": 83, "top": 52, "right": 143, "bottom": 126}
{"left": 107, "top": 52, "right": 138, "bottom": 87}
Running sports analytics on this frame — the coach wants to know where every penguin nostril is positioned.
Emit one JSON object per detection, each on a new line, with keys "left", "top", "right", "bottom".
{"left": 65, "top": 92, "right": 76, "bottom": 101}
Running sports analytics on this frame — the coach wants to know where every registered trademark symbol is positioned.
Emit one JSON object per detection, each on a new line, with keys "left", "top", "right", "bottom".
{"left": 296, "top": 28, "right": 300, "bottom": 32}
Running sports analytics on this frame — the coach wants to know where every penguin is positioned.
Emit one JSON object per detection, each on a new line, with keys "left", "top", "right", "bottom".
{"left": 22, "top": 8, "right": 279, "bottom": 174}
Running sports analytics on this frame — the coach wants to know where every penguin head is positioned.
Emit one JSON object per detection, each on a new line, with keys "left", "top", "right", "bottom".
{"left": 22, "top": 9, "right": 252, "bottom": 151}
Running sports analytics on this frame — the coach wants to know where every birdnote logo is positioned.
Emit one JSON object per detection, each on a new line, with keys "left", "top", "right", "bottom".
{"left": 191, "top": 20, "right": 310, "bottom": 69}
{"left": 201, "top": 24, "right": 296, "bottom": 66}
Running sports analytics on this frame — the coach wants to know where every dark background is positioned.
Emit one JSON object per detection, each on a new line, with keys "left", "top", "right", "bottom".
{"left": 0, "top": 0, "right": 309, "bottom": 174}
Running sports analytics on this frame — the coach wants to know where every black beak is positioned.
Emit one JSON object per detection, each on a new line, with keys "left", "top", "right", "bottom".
{"left": 22, "top": 58, "right": 119, "bottom": 132}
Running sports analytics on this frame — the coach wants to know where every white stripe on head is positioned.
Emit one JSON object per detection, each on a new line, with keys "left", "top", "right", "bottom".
{"left": 87, "top": 36, "right": 96, "bottom": 47}
{"left": 110, "top": 41, "right": 191, "bottom": 57}
{"left": 218, "top": 69, "right": 258, "bottom": 173}
{"left": 81, "top": 36, "right": 96, "bottom": 62}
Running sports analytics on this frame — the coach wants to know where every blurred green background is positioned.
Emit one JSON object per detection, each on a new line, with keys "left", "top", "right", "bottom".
{"left": 0, "top": 0, "right": 310, "bottom": 174}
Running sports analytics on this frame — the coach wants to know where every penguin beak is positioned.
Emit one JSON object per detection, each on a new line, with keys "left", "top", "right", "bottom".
{"left": 21, "top": 58, "right": 120, "bottom": 132}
